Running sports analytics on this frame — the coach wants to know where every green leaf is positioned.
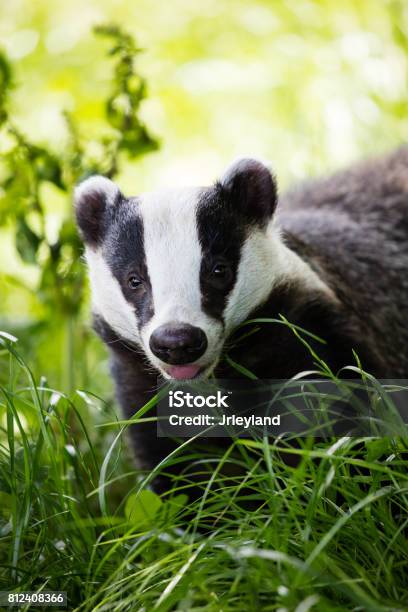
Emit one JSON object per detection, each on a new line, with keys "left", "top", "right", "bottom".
{"left": 15, "top": 217, "right": 41, "bottom": 264}
{"left": 125, "top": 490, "right": 162, "bottom": 526}
{"left": 33, "top": 150, "right": 64, "bottom": 188}
{"left": 162, "top": 494, "right": 188, "bottom": 519}
{"left": 0, "top": 51, "right": 12, "bottom": 124}
{"left": 365, "top": 438, "right": 391, "bottom": 462}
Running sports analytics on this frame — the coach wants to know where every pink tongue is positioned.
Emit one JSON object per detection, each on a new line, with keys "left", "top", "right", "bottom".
{"left": 168, "top": 365, "right": 201, "bottom": 380}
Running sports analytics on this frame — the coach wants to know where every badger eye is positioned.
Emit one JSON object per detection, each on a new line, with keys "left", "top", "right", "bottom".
{"left": 128, "top": 275, "right": 142, "bottom": 290}
{"left": 208, "top": 262, "right": 233, "bottom": 289}
{"left": 212, "top": 263, "right": 228, "bottom": 277}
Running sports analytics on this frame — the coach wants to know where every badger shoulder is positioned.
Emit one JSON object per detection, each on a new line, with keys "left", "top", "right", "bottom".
{"left": 261, "top": 146, "right": 408, "bottom": 377}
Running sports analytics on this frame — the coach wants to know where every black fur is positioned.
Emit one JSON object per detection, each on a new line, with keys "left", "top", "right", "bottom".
{"left": 197, "top": 186, "right": 246, "bottom": 321}
{"left": 219, "top": 157, "right": 277, "bottom": 226}
{"left": 103, "top": 201, "right": 154, "bottom": 330}
{"left": 197, "top": 160, "right": 278, "bottom": 321}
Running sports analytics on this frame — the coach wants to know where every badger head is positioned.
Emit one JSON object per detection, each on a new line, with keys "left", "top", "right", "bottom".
{"left": 75, "top": 159, "right": 287, "bottom": 381}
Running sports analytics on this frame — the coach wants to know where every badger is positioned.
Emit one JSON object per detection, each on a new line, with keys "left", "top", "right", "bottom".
{"left": 75, "top": 146, "right": 408, "bottom": 474}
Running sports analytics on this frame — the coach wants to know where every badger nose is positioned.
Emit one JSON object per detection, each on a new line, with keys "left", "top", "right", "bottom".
{"left": 149, "top": 323, "right": 208, "bottom": 365}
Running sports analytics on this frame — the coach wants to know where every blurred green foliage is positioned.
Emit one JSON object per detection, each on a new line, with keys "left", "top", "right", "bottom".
{"left": 0, "top": 0, "right": 408, "bottom": 393}
{"left": 0, "top": 25, "right": 157, "bottom": 392}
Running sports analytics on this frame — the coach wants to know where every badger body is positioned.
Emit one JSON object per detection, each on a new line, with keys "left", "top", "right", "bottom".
{"left": 75, "top": 146, "right": 408, "bottom": 474}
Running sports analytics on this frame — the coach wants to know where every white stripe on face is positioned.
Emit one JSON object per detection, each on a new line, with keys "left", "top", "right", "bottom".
{"left": 138, "top": 187, "right": 224, "bottom": 372}
{"left": 85, "top": 246, "right": 140, "bottom": 344}
{"left": 223, "top": 223, "right": 337, "bottom": 334}
{"left": 223, "top": 229, "right": 281, "bottom": 333}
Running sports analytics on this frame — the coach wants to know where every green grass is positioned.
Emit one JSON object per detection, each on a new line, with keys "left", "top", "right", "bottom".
{"left": 1, "top": 332, "right": 408, "bottom": 611}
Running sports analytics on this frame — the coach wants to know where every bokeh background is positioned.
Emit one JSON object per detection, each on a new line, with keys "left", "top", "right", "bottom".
{"left": 1, "top": 0, "right": 408, "bottom": 396}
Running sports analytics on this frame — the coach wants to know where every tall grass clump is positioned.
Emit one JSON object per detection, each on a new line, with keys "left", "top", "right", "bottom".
{"left": 1, "top": 331, "right": 408, "bottom": 611}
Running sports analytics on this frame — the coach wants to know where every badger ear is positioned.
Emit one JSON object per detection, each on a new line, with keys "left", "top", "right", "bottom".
{"left": 74, "top": 176, "right": 123, "bottom": 246}
{"left": 219, "top": 158, "right": 277, "bottom": 225}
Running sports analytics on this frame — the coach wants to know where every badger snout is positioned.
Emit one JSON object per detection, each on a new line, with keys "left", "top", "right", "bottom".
{"left": 149, "top": 323, "right": 208, "bottom": 367}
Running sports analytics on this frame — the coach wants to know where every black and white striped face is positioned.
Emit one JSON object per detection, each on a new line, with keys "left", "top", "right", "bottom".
{"left": 75, "top": 159, "right": 280, "bottom": 380}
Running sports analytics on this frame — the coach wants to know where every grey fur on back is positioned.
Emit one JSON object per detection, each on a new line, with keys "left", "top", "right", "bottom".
{"left": 279, "top": 146, "right": 408, "bottom": 375}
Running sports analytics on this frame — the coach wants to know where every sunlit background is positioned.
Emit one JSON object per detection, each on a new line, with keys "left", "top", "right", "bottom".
{"left": 1, "top": 0, "right": 407, "bottom": 391}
